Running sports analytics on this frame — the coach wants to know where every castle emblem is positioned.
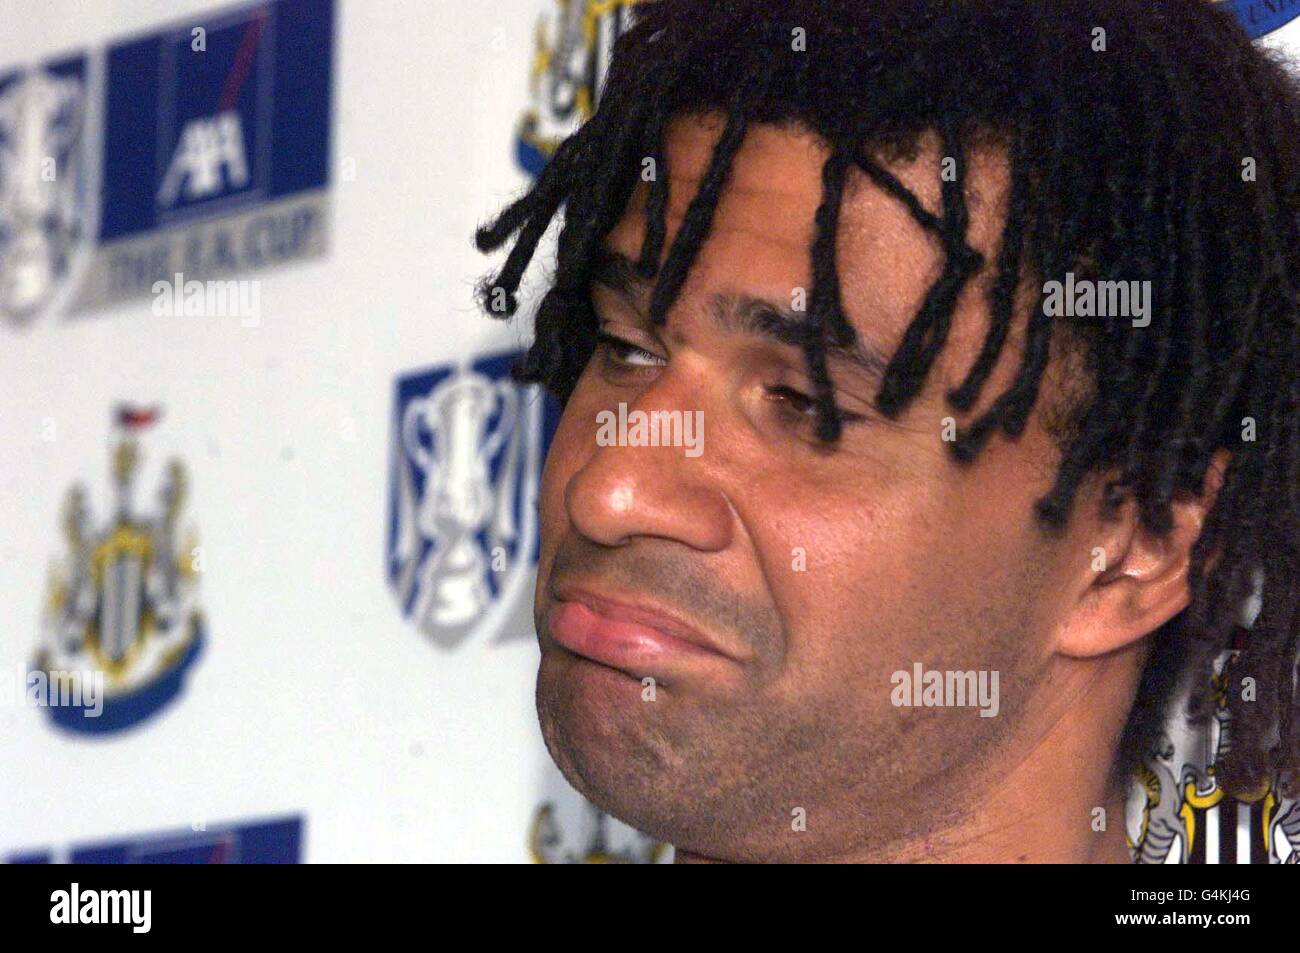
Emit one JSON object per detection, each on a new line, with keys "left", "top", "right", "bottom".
{"left": 529, "top": 802, "right": 670, "bottom": 864}
{"left": 35, "top": 405, "right": 205, "bottom": 733}
{"left": 514, "top": 0, "right": 643, "bottom": 175}
{"left": 1127, "top": 582, "right": 1299, "bottom": 864}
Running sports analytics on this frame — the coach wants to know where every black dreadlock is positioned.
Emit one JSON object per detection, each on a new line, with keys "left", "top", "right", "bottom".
{"left": 475, "top": 0, "right": 1300, "bottom": 799}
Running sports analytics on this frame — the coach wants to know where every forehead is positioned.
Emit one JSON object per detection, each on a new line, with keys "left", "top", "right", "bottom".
{"left": 602, "top": 111, "right": 1016, "bottom": 378}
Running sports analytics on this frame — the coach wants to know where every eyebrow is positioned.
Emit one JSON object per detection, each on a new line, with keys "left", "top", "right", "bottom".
{"left": 590, "top": 247, "right": 889, "bottom": 382}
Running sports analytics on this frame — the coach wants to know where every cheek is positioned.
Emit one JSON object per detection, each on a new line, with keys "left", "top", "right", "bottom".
{"left": 748, "top": 460, "right": 1051, "bottom": 694}
{"left": 755, "top": 489, "right": 939, "bottom": 676}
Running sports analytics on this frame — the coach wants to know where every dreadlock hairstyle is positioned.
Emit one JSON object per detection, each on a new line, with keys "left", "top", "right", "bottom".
{"left": 475, "top": 0, "right": 1300, "bottom": 799}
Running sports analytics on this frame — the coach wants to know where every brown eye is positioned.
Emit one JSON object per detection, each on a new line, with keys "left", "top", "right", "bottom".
{"left": 764, "top": 384, "right": 817, "bottom": 418}
{"left": 763, "top": 384, "right": 868, "bottom": 433}
{"left": 595, "top": 329, "right": 662, "bottom": 367}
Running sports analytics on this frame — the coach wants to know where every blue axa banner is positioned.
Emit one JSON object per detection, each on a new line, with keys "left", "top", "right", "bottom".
{"left": 7, "top": 815, "right": 304, "bottom": 864}
{"left": 0, "top": 0, "right": 333, "bottom": 327}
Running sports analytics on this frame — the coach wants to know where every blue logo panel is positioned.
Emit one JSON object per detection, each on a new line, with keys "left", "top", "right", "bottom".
{"left": 100, "top": 0, "right": 333, "bottom": 241}
{"left": 1220, "top": 0, "right": 1300, "bottom": 38}
{"left": 387, "top": 352, "right": 561, "bottom": 648}
{"left": 7, "top": 816, "right": 304, "bottom": 864}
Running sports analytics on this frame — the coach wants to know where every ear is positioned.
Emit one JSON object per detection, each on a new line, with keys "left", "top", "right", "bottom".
{"left": 1054, "top": 450, "right": 1230, "bottom": 658}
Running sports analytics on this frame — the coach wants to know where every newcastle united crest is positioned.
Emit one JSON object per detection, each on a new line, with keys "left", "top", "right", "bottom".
{"left": 34, "top": 406, "right": 204, "bottom": 733}
{"left": 514, "top": 0, "right": 642, "bottom": 176}
{"left": 1126, "top": 578, "right": 1299, "bottom": 864}
{"left": 529, "top": 802, "right": 670, "bottom": 864}
{"left": 387, "top": 352, "right": 560, "bottom": 648}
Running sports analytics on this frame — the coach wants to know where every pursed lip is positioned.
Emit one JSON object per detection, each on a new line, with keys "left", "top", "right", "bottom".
{"left": 546, "top": 581, "right": 736, "bottom": 668}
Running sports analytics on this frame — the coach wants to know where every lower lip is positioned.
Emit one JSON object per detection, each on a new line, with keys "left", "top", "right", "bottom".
{"left": 546, "top": 599, "right": 719, "bottom": 671}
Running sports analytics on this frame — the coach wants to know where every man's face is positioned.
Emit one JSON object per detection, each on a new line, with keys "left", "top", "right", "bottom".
{"left": 533, "top": 112, "right": 1099, "bottom": 861}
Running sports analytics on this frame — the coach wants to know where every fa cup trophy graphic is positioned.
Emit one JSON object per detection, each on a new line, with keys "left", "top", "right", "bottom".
{"left": 34, "top": 405, "right": 205, "bottom": 733}
{"left": 388, "top": 354, "right": 552, "bottom": 648}
{"left": 0, "top": 61, "right": 89, "bottom": 324}
{"left": 395, "top": 368, "right": 521, "bottom": 642}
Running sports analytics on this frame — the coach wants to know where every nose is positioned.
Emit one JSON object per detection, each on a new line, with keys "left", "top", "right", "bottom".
{"left": 563, "top": 374, "right": 733, "bottom": 552}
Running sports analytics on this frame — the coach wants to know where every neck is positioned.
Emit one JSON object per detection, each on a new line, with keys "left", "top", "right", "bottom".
{"left": 676, "top": 644, "right": 1145, "bottom": 864}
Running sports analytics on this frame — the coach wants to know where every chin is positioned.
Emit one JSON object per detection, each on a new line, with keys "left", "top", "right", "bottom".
{"left": 535, "top": 647, "right": 779, "bottom": 857}
{"left": 535, "top": 648, "right": 698, "bottom": 842}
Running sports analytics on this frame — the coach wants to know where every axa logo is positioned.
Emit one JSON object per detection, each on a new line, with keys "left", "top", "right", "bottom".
{"left": 158, "top": 110, "right": 250, "bottom": 207}
{"left": 155, "top": 6, "right": 271, "bottom": 215}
